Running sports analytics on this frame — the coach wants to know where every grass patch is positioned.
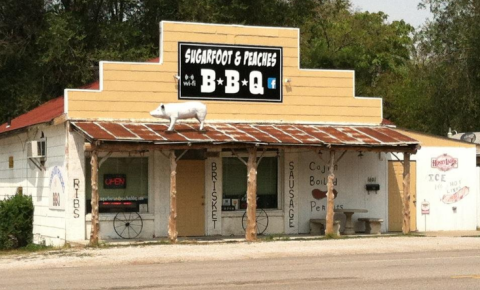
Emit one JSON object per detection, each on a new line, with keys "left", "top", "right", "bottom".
{"left": 259, "top": 234, "right": 292, "bottom": 242}
{"left": 93, "top": 239, "right": 173, "bottom": 249}
{"left": 324, "top": 233, "right": 341, "bottom": 239}
{"left": 0, "top": 243, "right": 52, "bottom": 256}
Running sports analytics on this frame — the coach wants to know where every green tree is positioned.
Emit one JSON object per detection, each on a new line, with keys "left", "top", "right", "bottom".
{"left": 301, "top": 3, "right": 414, "bottom": 98}
{"left": 0, "top": 0, "right": 45, "bottom": 122}
{"left": 409, "top": 0, "right": 480, "bottom": 134}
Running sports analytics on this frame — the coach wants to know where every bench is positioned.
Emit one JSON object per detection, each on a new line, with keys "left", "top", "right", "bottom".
{"left": 310, "top": 219, "right": 341, "bottom": 236}
{"left": 358, "top": 218, "right": 384, "bottom": 234}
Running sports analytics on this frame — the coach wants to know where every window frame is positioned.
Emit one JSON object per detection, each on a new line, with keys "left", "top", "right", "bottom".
{"left": 85, "top": 152, "right": 152, "bottom": 214}
{"left": 220, "top": 150, "right": 283, "bottom": 211}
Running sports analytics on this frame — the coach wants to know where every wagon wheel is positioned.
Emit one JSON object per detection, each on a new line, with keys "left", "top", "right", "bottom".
{"left": 242, "top": 209, "right": 269, "bottom": 235}
{"left": 113, "top": 212, "right": 143, "bottom": 239}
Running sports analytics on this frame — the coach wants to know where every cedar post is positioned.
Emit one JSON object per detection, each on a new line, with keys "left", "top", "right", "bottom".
{"left": 246, "top": 147, "right": 258, "bottom": 241}
{"left": 89, "top": 150, "right": 99, "bottom": 245}
{"left": 168, "top": 151, "right": 178, "bottom": 243}
{"left": 325, "top": 150, "right": 336, "bottom": 235}
{"left": 402, "top": 153, "right": 411, "bottom": 234}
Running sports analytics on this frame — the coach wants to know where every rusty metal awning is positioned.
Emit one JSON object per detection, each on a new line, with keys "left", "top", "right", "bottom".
{"left": 71, "top": 121, "right": 419, "bottom": 151}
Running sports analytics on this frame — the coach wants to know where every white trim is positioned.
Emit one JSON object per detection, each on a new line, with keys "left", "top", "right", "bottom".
{"left": 159, "top": 21, "right": 164, "bottom": 64}
{"left": 161, "top": 20, "right": 299, "bottom": 31}
{"left": 69, "top": 118, "right": 382, "bottom": 127}
{"left": 64, "top": 89, "right": 68, "bottom": 115}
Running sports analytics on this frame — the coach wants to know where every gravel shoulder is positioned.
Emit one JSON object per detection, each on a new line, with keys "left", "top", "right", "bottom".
{"left": 1, "top": 236, "right": 480, "bottom": 270}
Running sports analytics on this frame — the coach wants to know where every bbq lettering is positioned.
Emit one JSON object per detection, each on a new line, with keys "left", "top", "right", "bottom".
{"left": 180, "top": 43, "right": 282, "bottom": 102}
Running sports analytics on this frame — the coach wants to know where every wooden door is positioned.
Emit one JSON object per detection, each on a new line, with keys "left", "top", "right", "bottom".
{"left": 388, "top": 161, "right": 417, "bottom": 232}
{"left": 177, "top": 160, "right": 205, "bottom": 236}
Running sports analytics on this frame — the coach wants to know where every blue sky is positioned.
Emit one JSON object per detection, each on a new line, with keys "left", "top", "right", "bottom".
{"left": 350, "top": 0, "right": 433, "bottom": 28}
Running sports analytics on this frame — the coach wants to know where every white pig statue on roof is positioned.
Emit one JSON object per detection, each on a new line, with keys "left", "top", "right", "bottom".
{"left": 150, "top": 101, "right": 207, "bottom": 131}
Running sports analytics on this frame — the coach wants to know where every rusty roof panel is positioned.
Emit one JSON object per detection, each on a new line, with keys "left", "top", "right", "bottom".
{"left": 170, "top": 124, "right": 212, "bottom": 141}
{"left": 99, "top": 122, "right": 139, "bottom": 139}
{"left": 225, "top": 124, "right": 259, "bottom": 142}
{"left": 318, "top": 127, "right": 359, "bottom": 143}
{"left": 74, "top": 122, "right": 115, "bottom": 140}
{"left": 71, "top": 122, "right": 419, "bottom": 148}
{"left": 123, "top": 124, "right": 166, "bottom": 141}
{"left": 210, "top": 124, "right": 257, "bottom": 142}
{"left": 339, "top": 127, "right": 379, "bottom": 144}
{"left": 336, "top": 127, "right": 368, "bottom": 144}
{"left": 296, "top": 125, "right": 337, "bottom": 144}
{"left": 258, "top": 125, "right": 302, "bottom": 144}
{"left": 148, "top": 124, "right": 189, "bottom": 142}
{"left": 235, "top": 124, "right": 279, "bottom": 143}
{"left": 376, "top": 127, "right": 418, "bottom": 143}
{"left": 355, "top": 127, "right": 399, "bottom": 144}
{"left": 201, "top": 125, "right": 235, "bottom": 142}
{"left": 279, "top": 125, "right": 321, "bottom": 144}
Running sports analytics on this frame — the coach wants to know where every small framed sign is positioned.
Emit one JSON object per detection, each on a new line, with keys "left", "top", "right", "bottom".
{"left": 179, "top": 42, "right": 283, "bottom": 102}
{"left": 223, "top": 198, "right": 231, "bottom": 206}
{"left": 104, "top": 174, "right": 127, "bottom": 189}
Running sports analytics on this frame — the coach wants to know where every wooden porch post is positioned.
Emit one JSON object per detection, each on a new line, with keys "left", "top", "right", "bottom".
{"left": 168, "top": 151, "right": 178, "bottom": 243}
{"left": 325, "top": 150, "right": 336, "bottom": 235}
{"left": 89, "top": 150, "right": 99, "bottom": 246}
{"left": 402, "top": 153, "right": 411, "bottom": 234}
{"left": 246, "top": 147, "right": 258, "bottom": 241}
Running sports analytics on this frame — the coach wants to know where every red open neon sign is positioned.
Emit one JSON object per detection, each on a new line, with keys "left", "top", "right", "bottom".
{"left": 103, "top": 174, "right": 127, "bottom": 189}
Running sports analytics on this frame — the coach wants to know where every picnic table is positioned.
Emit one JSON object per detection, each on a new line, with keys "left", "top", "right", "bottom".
{"left": 334, "top": 208, "right": 368, "bottom": 235}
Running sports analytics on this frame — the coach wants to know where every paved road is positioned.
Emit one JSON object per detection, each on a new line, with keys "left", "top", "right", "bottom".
{"left": 2, "top": 249, "right": 480, "bottom": 290}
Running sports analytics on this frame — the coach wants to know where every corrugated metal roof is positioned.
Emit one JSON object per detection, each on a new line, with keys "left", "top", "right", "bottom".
{"left": 0, "top": 96, "right": 64, "bottom": 135}
{"left": 71, "top": 121, "right": 419, "bottom": 148}
{"left": 0, "top": 81, "right": 100, "bottom": 135}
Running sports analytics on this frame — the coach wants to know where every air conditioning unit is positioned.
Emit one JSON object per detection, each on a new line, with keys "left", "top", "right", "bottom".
{"left": 27, "top": 139, "right": 46, "bottom": 159}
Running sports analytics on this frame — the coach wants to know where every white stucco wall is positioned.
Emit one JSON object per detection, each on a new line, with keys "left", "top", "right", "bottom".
{"left": 65, "top": 128, "right": 86, "bottom": 241}
{"left": 152, "top": 150, "right": 170, "bottom": 238}
{"left": 202, "top": 150, "right": 387, "bottom": 236}
{"left": 415, "top": 147, "right": 477, "bottom": 231}
{"left": 0, "top": 124, "right": 67, "bottom": 246}
{"left": 478, "top": 167, "right": 480, "bottom": 229}
{"left": 297, "top": 151, "right": 388, "bottom": 233}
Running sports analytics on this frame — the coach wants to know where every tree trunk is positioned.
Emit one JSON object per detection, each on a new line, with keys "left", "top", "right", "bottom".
{"left": 325, "top": 150, "right": 336, "bottom": 235}
{"left": 246, "top": 147, "right": 258, "bottom": 241}
{"left": 168, "top": 151, "right": 178, "bottom": 243}
{"left": 89, "top": 150, "right": 99, "bottom": 246}
{"left": 402, "top": 153, "right": 411, "bottom": 234}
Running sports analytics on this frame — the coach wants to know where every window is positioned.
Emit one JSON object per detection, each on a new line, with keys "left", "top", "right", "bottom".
{"left": 222, "top": 155, "right": 279, "bottom": 210}
{"left": 86, "top": 157, "right": 148, "bottom": 213}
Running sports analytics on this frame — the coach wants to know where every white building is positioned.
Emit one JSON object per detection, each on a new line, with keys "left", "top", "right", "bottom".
{"left": 5, "top": 22, "right": 473, "bottom": 246}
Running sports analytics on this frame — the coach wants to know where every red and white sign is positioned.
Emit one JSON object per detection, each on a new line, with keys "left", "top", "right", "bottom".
{"left": 431, "top": 154, "right": 458, "bottom": 171}
{"left": 421, "top": 201, "right": 430, "bottom": 215}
